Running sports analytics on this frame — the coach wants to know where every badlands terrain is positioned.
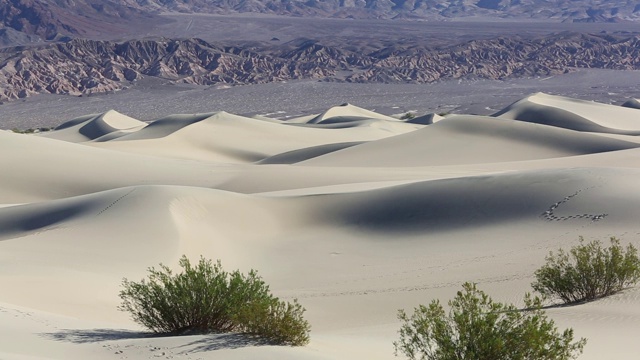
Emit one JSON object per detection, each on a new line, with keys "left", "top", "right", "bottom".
{"left": 4, "top": 31, "right": 640, "bottom": 101}
{"left": 2, "top": 92, "right": 640, "bottom": 359}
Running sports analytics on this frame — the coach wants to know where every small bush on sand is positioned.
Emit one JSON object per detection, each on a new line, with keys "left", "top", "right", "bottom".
{"left": 394, "top": 282, "right": 586, "bottom": 360}
{"left": 532, "top": 237, "right": 640, "bottom": 304}
{"left": 119, "top": 255, "right": 310, "bottom": 345}
{"left": 236, "top": 297, "right": 310, "bottom": 345}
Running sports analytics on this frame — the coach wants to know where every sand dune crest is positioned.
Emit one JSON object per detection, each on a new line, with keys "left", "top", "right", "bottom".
{"left": 306, "top": 103, "right": 398, "bottom": 124}
{"left": 89, "top": 110, "right": 419, "bottom": 163}
{"left": 494, "top": 92, "right": 640, "bottom": 134}
{"left": 41, "top": 110, "right": 146, "bottom": 142}
{"left": 406, "top": 113, "right": 444, "bottom": 125}
{"left": 298, "top": 115, "right": 640, "bottom": 167}
{"left": 621, "top": 98, "right": 640, "bottom": 109}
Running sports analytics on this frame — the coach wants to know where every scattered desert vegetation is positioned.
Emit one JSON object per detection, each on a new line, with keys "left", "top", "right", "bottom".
{"left": 394, "top": 282, "right": 586, "bottom": 360}
{"left": 119, "top": 256, "right": 310, "bottom": 346}
{"left": 11, "top": 127, "right": 53, "bottom": 134}
{"left": 532, "top": 237, "right": 640, "bottom": 304}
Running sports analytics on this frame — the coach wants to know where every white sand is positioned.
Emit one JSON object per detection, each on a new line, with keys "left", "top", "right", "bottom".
{"left": 40, "top": 110, "right": 147, "bottom": 142}
{"left": 2, "top": 94, "right": 640, "bottom": 359}
{"left": 298, "top": 115, "right": 640, "bottom": 167}
{"left": 495, "top": 92, "right": 640, "bottom": 134}
{"left": 305, "top": 103, "right": 399, "bottom": 124}
{"left": 86, "top": 111, "right": 421, "bottom": 163}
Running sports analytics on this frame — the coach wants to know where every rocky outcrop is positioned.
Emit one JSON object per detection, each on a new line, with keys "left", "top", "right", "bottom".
{"left": 2, "top": 33, "right": 640, "bottom": 101}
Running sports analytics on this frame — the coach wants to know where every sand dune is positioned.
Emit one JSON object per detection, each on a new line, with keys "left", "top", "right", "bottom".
{"left": 307, "top": 167, "right": 640, "bottom": 233}
{"left": 41, "top": 110, "right": 147, "bottom": 142}
{"left": 102, "top": 112, "right": 216, "bottom": 141}
{"left": 89, "top": 111, "right": 419, "bottom": 163}
{"left": 298, "top": 115, "right": 640, "bottom": 167}
{"left": 305, "top": 103, "right": 398, "bottom": 124}
{"left": 0, "top": 185, "right": 297, "bottom": 326}
{"left": 3, "top": 94, "right": 640, "bottom": 360}
{"left": 258, "top": 142, "right": 364, "bottom": 164}
{"left": 3, "top": 166, "right": 637, "bottom": 312}
{"left": 406, "top": 112, "right": 444, "bottom": 125}
{"left": 494, "top": 92, "right": 640, "bottom": 134}
{"left": 621, "top": 98, "right": 640, "bottom": 109}
{"left": 0, "top": 130, "right": 231, "bottom": 203}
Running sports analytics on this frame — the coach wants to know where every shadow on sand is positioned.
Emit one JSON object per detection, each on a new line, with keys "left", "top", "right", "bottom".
{"left": 41, "top": 328, "right": 151, "bottom": 343}
{"left": 177, "top": 333, "right": 270, "bottom": 352}
{"left": 41, "top": 329, "right": 268, "bottom": 351}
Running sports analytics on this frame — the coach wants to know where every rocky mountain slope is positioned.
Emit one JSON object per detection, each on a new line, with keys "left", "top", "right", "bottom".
{"left": 1, "top": 32, "right": 640, "bottom": 101}
{"left": 1, "top": 0, "right": 639, "bottom": 41}
{"left": 0, "top": 0, "right": 156, "bottom": 39}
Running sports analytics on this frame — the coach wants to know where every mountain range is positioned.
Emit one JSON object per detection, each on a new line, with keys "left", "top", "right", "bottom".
{"left": 2, "top": 32, "right": 640, "bottom": 101}
{"left": 1, "top": 0, "right": 639, "bottom": 40}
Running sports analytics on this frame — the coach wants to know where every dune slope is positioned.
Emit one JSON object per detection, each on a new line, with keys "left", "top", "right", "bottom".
{"left": 494, "top": 92, "right": 640, "bottom": 134}
{"left": 299, "top": 115, "right": 640, "bottom": 167}
{"left": 41, "top": 110, "right": 147, "bottom": 142}
{"left": 89, "top": 111, "right": 419, "bottom": 163}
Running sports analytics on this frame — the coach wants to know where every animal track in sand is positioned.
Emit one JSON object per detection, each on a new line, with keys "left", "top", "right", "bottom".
{"left": 541, "top": 188, "right": 607, "bottom": 222}
{"left": 96, "top": 189, "right": 136, "bottom": 216}
{"left": 102, "top": 343, "right": 176, "bottom": 359}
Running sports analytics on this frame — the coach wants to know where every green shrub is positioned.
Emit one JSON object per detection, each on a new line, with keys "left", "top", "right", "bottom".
{"left": 394, "top": 282, "right": 586, "bottom": 360}
{"left": 119, "top": 255, "right": 310, "bottom": 345}
{"left": 236, "top": 297, "right": 310, "bottom": 346}
{"left": 532, "top": 237, "right": 640, "bottom": 304}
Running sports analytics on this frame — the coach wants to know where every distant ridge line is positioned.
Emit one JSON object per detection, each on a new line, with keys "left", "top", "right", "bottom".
{"left": 2, "top": 0, "right": 639, "bottom": 40}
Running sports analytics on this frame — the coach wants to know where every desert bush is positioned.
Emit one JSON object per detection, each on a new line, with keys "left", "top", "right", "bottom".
{"left": 11, "top": 127, "right": 53, "bottom": 134}
{"left": 532, "top": 237, "right": 640, "bottom": 304}
{"left": 394, "top": 282, "right": 586, "bottom": 360}
{"left": 236, "top": 297, "right": 310, "bottom": 346}
{"left": 119, "top": 255, "right": 310, "bottom": 345}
